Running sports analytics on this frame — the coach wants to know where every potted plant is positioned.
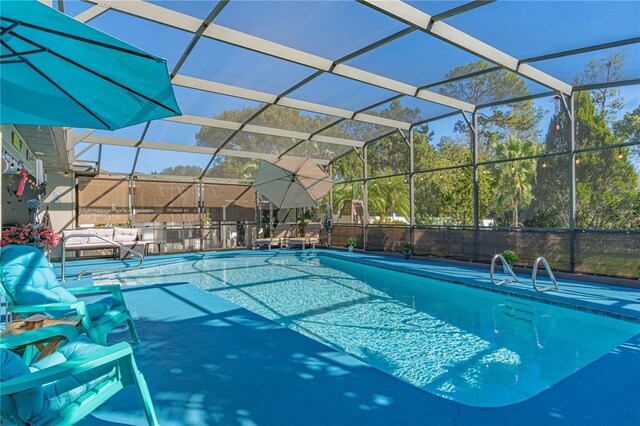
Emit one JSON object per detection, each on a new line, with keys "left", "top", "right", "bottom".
{"left": 401, "top": 241, "right": 413, "bottom": 260}
{"left": 501, "top": 249, "right": 519, "bottom": 272}
{"left": 346, "top": 236, "right": 358, "bottom": 253}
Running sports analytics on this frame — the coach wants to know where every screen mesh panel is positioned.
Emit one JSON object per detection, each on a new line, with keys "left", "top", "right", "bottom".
{"left": 202, "top": 183, "right": 256, "bottom": 221}
{"left": 134, "top": 181, "right": 199, "bottom": 222}
{"left": 77, "top": 177, "right": 130, "bottom": 225}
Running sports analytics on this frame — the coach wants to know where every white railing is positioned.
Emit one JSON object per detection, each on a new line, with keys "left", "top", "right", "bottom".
{"left": 490, "top": 254, "right": 521, "bottom": 286}
{"left": 532, "top": 257, "right": 561, "bottom": 292}
{"left": 60, "top": 234, "right": 144, "bottom": 282}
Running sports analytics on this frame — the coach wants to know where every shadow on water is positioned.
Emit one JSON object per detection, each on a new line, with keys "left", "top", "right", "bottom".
{"left": 81, "top": 282, "right": 640, "bottom": 426}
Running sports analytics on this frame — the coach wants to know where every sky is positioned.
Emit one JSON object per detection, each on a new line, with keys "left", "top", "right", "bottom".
{"left": 67, "top": 0, "right": 640, "bottom": 175}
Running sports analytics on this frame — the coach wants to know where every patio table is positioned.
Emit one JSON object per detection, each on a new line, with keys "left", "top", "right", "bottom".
{"left": 0, "top": 314, "right": 84, "bottom": 363}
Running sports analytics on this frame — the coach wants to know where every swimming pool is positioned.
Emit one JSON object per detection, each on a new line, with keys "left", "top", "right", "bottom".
{"left": 99, "top": 253, "right": 640, "bottom": 407}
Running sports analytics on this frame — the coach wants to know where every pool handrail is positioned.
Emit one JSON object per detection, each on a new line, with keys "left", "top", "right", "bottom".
{"left": 532, "top": 257, "right": 560, "bottom": 292}
{"left": 490, "top": 254, "right": 521, "bottom": 286}
{"left": 61, "top": 233, "right": 144, "bottom": 281}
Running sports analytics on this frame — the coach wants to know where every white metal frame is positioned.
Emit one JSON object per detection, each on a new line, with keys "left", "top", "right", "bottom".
{"left": 57, "top": 0, "right": 638, "bottom": 181}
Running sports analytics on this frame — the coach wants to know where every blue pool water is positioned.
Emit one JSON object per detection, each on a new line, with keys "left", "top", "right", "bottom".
{"left": 99, "top": 254, "right": 640, "bottom": 407}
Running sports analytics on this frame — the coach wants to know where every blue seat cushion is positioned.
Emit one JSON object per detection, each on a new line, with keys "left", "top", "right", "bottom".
{"left": 30, "top": 336, "right": 117, "bottom": 414}
{"left": 0, "top": 245, "right": 78, "bottom": 305}
{"left": 86, "top": 296, "right": 119, "bottom": 321}
{"left": 0, "top": 348, "right": 54, "bottom": 425}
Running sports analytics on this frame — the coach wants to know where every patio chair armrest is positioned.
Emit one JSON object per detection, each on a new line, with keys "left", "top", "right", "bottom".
{"left": 67, "top": 285, "right": 126, "bottom": 303}
{"left": 0, "top": 342, "right": 133, "bottom": 395}
{"left": 8, "top": 301, "right": 87, "bottom": 315}
{"left": 59, "top": 277, "right": 95, "bottom": 289}
{"left": 0, "top": 325, "right": 79, "bottom": 349}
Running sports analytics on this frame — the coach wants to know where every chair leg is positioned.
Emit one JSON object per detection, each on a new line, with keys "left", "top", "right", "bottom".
{"left": 125, "top": 356, "right": 160, "bottom": 425}
{"left": 136, "top": 371, "right": 159, "bottom": 426}
{"left": 127, "top": 318, "right": 141, "bottom": 345}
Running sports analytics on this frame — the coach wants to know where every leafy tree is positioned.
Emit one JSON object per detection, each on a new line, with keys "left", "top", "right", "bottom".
{"left": 440, "top": 60, "right": 544, "bottom": 159}
{"left": 580, "top": 52, "right": 626, "bottom": 123}
{"left": 367, "top": 174, "right": 409, "bottom": 220}
{"left": 490, "top": 136, "right": 541, "bottom": 227}
{"left": 153, "top": 165, "right": 203, "bottom": 176}
{"left": 525, "top": 116, "right": 570, "bottom": 228}
{"left": 331, "top": 182, "right": 363, "bottom": 223}
{"left": 573, "top": 90, "right": 639, "bottom": 228}
{"left": 614, "top": 105, "right": 640, "bottom": 163}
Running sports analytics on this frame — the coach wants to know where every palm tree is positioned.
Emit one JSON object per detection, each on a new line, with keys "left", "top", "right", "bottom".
{"left": 331, "top": 182, "right": 363, "bottom": 223}
{"left": 367, "top": 175, "right": 410, "bottom": 221}
{"left": 492, "top": 136, "right": 541, "bottom": 227}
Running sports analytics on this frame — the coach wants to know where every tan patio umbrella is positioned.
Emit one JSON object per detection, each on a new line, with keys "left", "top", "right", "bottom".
{"left": 251, "top": 157, "right": 333, "bottom": 208}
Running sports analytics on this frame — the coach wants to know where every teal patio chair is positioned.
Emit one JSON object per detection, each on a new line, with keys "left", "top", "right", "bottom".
{"left": 0, "top": 245, "right": 139, "bottom": 345}
{"left": 1, "top": 324, "right": 158, "bottom": 425}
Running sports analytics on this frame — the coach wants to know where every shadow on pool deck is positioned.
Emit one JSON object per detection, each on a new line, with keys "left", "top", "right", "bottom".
{"left": 80, "top": 281, "right": 640, "bottom": 426}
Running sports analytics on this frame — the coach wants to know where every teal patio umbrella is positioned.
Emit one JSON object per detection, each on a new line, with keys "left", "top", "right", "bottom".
{"left": 0, "top": 0, "right": 181, "bottom": 130}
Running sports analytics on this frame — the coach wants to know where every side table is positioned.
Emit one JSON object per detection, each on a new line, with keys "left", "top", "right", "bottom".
{"left": 0, "top": 314, "right": 85, "bottom": 363}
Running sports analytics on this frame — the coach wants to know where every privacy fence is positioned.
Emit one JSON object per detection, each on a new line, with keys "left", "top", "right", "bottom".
{"left": 330, "top": 224, "right": 640, "bottom": 280}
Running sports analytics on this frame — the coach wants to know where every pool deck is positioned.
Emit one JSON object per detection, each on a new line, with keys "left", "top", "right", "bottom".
{"left": 52, "top": 249, "right": 640, "bottom": 426}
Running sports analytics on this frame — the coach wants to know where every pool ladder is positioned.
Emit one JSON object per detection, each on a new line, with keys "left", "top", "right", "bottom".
{"left": 490, "top": 254, "right": 560, "bottom": 293}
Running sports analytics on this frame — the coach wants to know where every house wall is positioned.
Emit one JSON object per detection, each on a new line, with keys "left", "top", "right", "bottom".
{"left": 39, "top": 170, "right": 76, "bottom": 259}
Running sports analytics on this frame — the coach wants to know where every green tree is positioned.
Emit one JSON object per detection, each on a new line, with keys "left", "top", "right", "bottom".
{"left": 573, "top": 90, "right": 639, "bottom": 228}
{"left": 331, "top": 182, "right": 363, "bottom": 223}
{"left": 491, "top": 136, "right": 541, "bottom": 227}
{"left": 526, "top": 115, "right": 570, "bottom": 228}
{"left": 580, "top": 52, "right": 626, "bottom": 123}
{"left": 440, "top": 60, "right": 544, "bottom": 159}
{"left": 367, "top": 174, "right": 410, "bottom": 220}
{"left": 153, "top": 165, "right": 203, "bottom": 176}
{"left": 614, "top": 105, "right": 640, "bottom": 163}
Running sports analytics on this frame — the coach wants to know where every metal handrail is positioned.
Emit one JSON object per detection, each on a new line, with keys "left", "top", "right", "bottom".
{"left": 61, "top": 234, "right": 144, "bottom": 282}
{"left": 490, "top": 254, "right": 521, "bottom": 286}
{"left": 532, "top": 257, "right": 560, "bottom": 292}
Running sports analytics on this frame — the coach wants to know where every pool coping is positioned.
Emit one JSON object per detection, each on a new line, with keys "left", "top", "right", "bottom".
{"left": 76, "top": 249, "right": 640, "bottom": 324}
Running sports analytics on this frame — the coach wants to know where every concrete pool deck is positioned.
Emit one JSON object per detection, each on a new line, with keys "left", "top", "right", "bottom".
{"left": 51, "top": 250, "right": 640, "bottom": 425}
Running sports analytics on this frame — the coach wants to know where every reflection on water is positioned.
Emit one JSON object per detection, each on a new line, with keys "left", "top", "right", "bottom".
{"left": 100, "top": 254, "right": 640, "bottom": 407}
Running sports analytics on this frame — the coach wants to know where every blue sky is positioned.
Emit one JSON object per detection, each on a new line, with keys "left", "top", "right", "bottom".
{"left": 67, "top": 0, "right": 640, "bottom": 175}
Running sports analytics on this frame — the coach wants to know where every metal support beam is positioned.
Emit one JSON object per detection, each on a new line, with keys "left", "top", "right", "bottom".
{"left": 567, "top": 94, "right": 576, "bottom": 272}
{"left": 89, "top": 0, "right": 475, "bottom": 111}
{"left": 472, "top": 110, "right": 479, "bottom": 229}
{"left": 74, "top": 142, "right": 96, "bottom": 158}
{"left": 96, "top": 143, "right": 102, "bottom": 174}
{"left": 82, "top": 135, "right": 331, "bottom": 165}
{"left": 358, "top": 0, "right": 572, "bottom": 95}
{"left": 130, "top": 148, "right": 141, "bottom": 175}
{"left": 129, "top": 175, "right": 135, "bottom": 224}
{"left": 362, "top": 144, "right": 368, "bottom": 250}
{"left": 172, "top": 74, "right": 412, "bottom": 130}
{"left": 164, "top": 114, "right": 365, "bottom": 147}
{"left": 328, "top": 163, "right": 334, "bottom": 210}
{"left": 431, "top": 1, "right": 496, "bottom": 21}
{"left": 409, "top": 127, "right": 415, "bottom": 229}
{"left": 73, "top": 4, "right": 109, "bottom": 23}
{"left": 199, "top": 103, "right": 272, "bottom": 179}
{"left": 170, "top": 1, "right": 228, "bottom": 77}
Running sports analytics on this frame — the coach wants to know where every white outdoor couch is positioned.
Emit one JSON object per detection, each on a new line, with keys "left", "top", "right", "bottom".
{"left": 62, "top": 227, "right": 142, "bottom": 258}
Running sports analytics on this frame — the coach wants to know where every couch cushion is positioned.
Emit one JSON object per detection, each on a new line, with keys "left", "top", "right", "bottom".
{"left": 1, "top": 348, "right": 53, "bottom": 425}
{"left": 66, "top": 243, "right": 117, "bottom": 250}
{"left": 62, "top": 229, "right": 89, "bottom": 246}
{"left": 113, "top": 227, "right": 138, "bottom": 243}
{"left": 0, "top": 245, "right": 77, "bottom": 305}
{"left": 86, "top": 228, "right": 114, "bottom": 244}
